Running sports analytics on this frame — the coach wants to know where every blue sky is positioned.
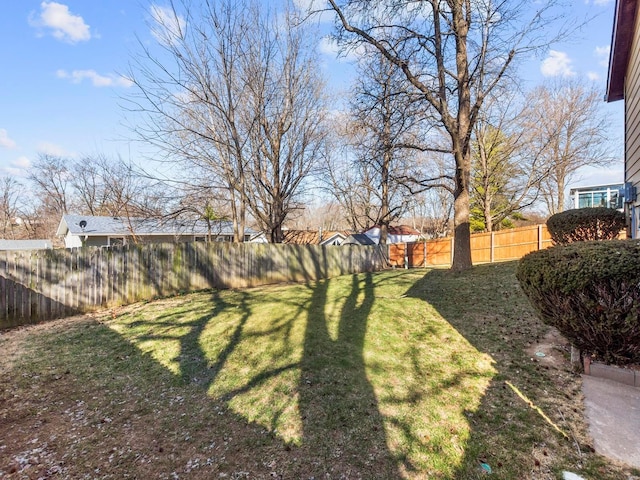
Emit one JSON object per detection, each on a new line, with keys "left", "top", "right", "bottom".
{"left": 0, "top": 0, "right": 624, "bottom": 188}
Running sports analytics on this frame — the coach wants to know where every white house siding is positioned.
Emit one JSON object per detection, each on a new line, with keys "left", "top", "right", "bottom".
{"left": 628, "top": 7, "right": 640, "bottom": 237}
{"left": 64, "top": 232, "right": 83, "bottom": 248}
{"left": 388, "top": 233, "right": 420, "bottom": 244}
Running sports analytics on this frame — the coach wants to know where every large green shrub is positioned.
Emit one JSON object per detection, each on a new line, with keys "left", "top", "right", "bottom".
{"left": 516, "top": 240, "right": 640, "bottom": 365}
{"left": 546, "top": 207, "right": 625, "bottom": 245}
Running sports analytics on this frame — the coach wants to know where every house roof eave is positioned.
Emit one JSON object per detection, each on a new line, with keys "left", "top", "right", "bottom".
{"left": 606, "top": 0, "right": 638, "bottom": 102}
{"left": 55, "top": 216, "right": 70, "bottom": 237}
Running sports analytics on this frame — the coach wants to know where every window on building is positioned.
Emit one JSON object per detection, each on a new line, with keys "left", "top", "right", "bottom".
{"left": 573, "top": 185, "right": 623, "bottom": 210}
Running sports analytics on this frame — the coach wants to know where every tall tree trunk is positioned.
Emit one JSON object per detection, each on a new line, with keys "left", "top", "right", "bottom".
{"left": 451, "top": 4, "right": 473, "bottom": 271}
{"left": 556, "top": 177, "right": 565, "bottom": 213}
{"left": 380, "top": 131, "right": 392, "bottom": 246}
{"left": 484, "top": 203, "right": 493, "bottom": 233}
{"left": 452, "top": 163, "right": 473, "bottom": 271}
{"left": 230, "top": 188, "right": 246, "bottom": 243}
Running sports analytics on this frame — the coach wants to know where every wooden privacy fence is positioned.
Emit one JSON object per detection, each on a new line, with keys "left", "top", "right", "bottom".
{"left": 0, "top": 242, "right": 387, "bottom": 329}
{"left": 389, "top": 224, "right": 553, "bottom": 268}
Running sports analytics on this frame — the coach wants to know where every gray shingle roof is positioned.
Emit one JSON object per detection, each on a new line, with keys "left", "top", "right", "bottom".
{"left": 57, "top": 214, "right": 254, "bottom": 237}
{"left": 0, "top": 239, "right": 52, "bottom": 251}
{"left": 342, "top": 233, "right": 376, "bottom": 245}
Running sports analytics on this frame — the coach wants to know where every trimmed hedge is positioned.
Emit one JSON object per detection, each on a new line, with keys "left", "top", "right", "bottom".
{"left": 546, "top": 207, "right": 625, "bottom": 245}
{"left": 516, "top": 240, "right": 640, "bottom": 366}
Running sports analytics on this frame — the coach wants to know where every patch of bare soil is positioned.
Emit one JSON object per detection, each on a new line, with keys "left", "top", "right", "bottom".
{"left": 525, "top": 327, "right": 571, "bottom": 369}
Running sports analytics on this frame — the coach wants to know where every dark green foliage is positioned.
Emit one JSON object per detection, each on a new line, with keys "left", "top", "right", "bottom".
{"left": 546, "top": 207, "right": 625, "bottom": 245}
{"left": 517, "top": 240, "right": 640, "bottom": 365}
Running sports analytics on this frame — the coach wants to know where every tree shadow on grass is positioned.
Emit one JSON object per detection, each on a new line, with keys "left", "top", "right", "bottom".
{"left": 404, "top": 262, "right": 600, "bottom": 479}
{"left": 106, "top": 268, "right": 398, "bottom": 477}
{"left": 177, "top": 289, "right": 251, "bottom": 388}
{"left": 296, "top": 273, "right": 400, "bottom": 478}
{"left": 113, "top": 289, "right": 255, "bottom": 390}
{"left": 1, "top": 318, "right": 295, "bottom": 478}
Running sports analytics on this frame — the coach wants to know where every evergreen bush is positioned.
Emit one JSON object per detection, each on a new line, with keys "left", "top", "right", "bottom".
{"left": 546, "top": 207, "right": 625, "bottom": 245}
{"left": 517, "top": 240, "right": 640, "bottom": 365}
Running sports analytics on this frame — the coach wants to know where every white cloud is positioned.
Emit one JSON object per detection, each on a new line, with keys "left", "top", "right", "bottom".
{"left": 293, "top": 0, "right": 334, "bottom": 22}
{"left": 29, "top": 1, "right": 91, "bottom": 43}
{"left": 318, "top": 36, "right": 366, "bottom": 62}
{"left": 0, "top": 129, "right": 17, "bottom": 149}
{"left": 585, "top": 0, "right": 614, "bottom": 5}
{"left": 13, "top": 156, "right": 32, "bottom": 169}
{"left": 56, "top": 69, "right": 133, "bottom": 88}
{"left": 319, "top": 36, "right": 340, "bottom": 56}
{"left": 594, "top": 45, "right": 611, "bottom": 67}
{"left": 150, "top": 4, "right": 186, "bottom": 46}
{"left": 2, "top": 156, "right": 32, "bottom": 177}
{"left": 36, "top": 142, "right": 68, "bottom": 157}
{"left": 586, "top": 71, "right": 600, "bottom": 81}
{"left": 540, "top": 50, "right": 576, "bottom": 77}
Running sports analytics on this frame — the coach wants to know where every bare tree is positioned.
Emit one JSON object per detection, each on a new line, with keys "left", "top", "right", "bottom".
{"left": 470, "top": 93, "right": 549, "bottom": 232}
{"left": 26, "top": 154, "right": 73, "bottom": 237}
{"left": 403, "top": 187, "right": 453, "bottom": 238}
{"left": 0, "top": 176, "right": 21, "bottom": 239}
{"left": 325, "top": 142, "right": 385, "bottom": 231}
{"left": 287, "top": 201, "right": 351, "bottom": 231}
{"left": 524, "top": 80, "right": 615, "bottom": 214}
{"left": 341, "top": 52, "right": 422, "bottom": 244}
{"left": 242, "top": 7, "right": 328, "bottom": 243}
{"left": 67, "top": 153, "right": 162, "bottom": 219}
{"left": 28, "top": 154, "right": 71, "bottom": 218}
{"left": 126, "top": 0, "right": 249, "bottom": 241}
{"left": 323, "top": 0, "right": 565, "bottom": 270}
{"left": 126, "top": 0, "right": 326, "bottom": 243}
{"left": 73, "top": 158, "right": 108, "bottom": 216}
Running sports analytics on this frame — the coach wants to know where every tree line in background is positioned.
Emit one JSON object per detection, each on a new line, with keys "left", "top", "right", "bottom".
{"left": 1, "top": 0, "right": 614, "bottom": 270}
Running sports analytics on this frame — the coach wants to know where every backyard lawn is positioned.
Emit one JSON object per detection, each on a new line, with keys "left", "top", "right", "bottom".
{"left": 0, "top": 262, "right": 636, "bottom": 479}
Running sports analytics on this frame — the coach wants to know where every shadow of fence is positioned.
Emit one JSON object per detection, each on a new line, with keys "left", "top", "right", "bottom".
{"left": 0, "top": 243, "right": 387, "bottom": 329}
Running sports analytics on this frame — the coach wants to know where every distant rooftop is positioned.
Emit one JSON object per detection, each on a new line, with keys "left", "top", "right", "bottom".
{"left": 0, "top": 239, "right": 53, "bottom": 251}
{"left": 365, "top": 225, "right": 422, "bottom": 235}
{"left": 343, "top": 233, "right": 376, "bottom": 246}
{"left": 282, "top": 229, "right": 349, "bottom": 245}
{"left": 57, "top": 214, "right": 255, "bottom": 237}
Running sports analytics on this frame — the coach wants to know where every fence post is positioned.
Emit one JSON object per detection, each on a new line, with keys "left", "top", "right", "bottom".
{"left": 538, "top": 224, "right": 543, "bottom": 251}
{"left": 424, "top": 241, "right": 427, "bottom": 268}
{"left": 404, "top": 243, "right": 408, "bottom": 269}
{"left": 490, "top": 232, "right": 495, "bottom": 263}
{"left": 450, "top": 237, "right": 454, "bottom": 267}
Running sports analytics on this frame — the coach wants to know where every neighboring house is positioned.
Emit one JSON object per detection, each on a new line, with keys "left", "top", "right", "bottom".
{"left": 249, "top": 232, "right": 269, "bottom": 244}
{"left": 342, "top": 233, "right": 377, "bottom": 246}
{"left": 282, "top": 229, "right": 349, "bottom": 246}
{"left": 0, "top": 239, "right": 53, "bottom": 251}
{"left": 606, "top": 0, "right": 640, "bottom": 236}
{"left": 569, "top": 184, "right": 624, "bottom": 210}
{"left": 56, "top": 214, "right": 256, "bottom": 248}
{"left": 363, "top": 225, "right": 422, "bottom": 244}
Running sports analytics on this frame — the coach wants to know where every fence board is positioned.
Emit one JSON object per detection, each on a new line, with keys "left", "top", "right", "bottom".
{"left": 391, "top": 224, "right": 555, "bottom": 268}
{"left": 0, "top": 242, "right": 387, "bottom": 329}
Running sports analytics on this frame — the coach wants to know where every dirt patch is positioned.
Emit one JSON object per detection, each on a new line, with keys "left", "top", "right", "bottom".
{"left": 526, "top": 327, "right": 571, "bottom": 370}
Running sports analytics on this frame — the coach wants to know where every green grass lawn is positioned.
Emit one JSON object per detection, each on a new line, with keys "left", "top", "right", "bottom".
{"left": 1, "top": 262, "right": 636, "bottom": 479}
